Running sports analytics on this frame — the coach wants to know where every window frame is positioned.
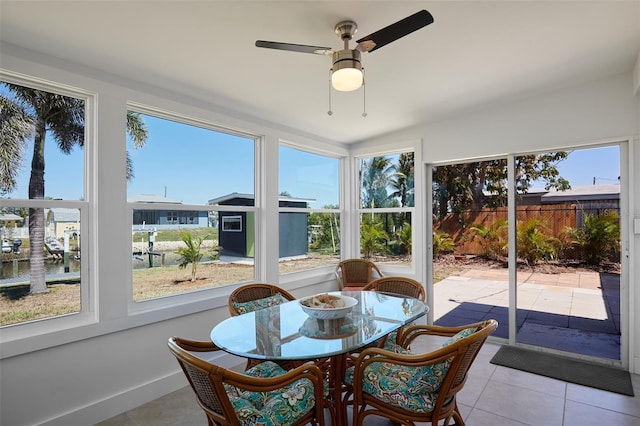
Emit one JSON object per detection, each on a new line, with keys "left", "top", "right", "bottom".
{"left": 0, "top": 72, "right": 95, "bottom": 340}
{"left": 354, "top": 147, "right": 418, "bottom": 271}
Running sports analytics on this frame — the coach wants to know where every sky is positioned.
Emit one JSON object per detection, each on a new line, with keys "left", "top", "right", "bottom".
{"left": 3, "top": 106, "right": 621, "bottom": 205}
{"left": 529, "top": 145, "right": 620, "bottom": 189}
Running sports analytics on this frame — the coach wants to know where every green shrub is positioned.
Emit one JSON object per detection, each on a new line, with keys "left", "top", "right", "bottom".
{"left": 433, "top": 231, "right": 455, "bottom": 257}
{"left": 467, "top": 219, "right": 508, "bottom": 260}
{"left": 516, "top": 218, "right": 557, "bottom": 265}
{"left": 360, "top": 222, "right": 389, "bottom": 259}
{"left": 569, "top": 210, "right": 620, "bottom": 265}
{"left": 397, "top": 222, "right": 412, "bottom": 256}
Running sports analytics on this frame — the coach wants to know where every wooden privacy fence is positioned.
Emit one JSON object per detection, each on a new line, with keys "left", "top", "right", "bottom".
{"left": 433, "top": 203, "right": 614, "bottom": 255}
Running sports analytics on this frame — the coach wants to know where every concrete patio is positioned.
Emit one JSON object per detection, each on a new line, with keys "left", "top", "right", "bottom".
{"left": 433, "top": 268, "right": 621, "bottom": 360}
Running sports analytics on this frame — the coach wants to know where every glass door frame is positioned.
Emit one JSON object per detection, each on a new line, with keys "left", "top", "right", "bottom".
{"left": 425, "top": 141, "right": 630, "bottom": 369}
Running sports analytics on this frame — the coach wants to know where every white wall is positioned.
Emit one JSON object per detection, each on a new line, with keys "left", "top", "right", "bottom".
{"left": 365, "top": 71, "right": 640, "bottom": 374}
{"left": 1, "top": 46, "right": 638, "bottom": 425}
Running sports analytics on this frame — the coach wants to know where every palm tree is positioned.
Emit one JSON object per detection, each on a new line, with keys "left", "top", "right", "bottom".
{"left": 360, "top": 156, "right": 393, "bottom": 209}
{"left": 390, "top": 152, "right": 414, "bottom": 207}
{"left": 0, "top": 95, "right": 33, "bottom": 195}
{"left": 176, "top": 232, "right": 207, "bottom": 282}
{"left": 0, "top": 82, "right": 147, "bottom": 294}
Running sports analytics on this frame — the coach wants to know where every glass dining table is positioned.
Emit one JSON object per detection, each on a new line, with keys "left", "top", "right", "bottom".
{"left": 210, "top": 290, "right": 428, "bottom": 424}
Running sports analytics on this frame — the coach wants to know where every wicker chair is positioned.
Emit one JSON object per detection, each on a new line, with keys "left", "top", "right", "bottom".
{"left": 228, "top": 283, "right": 296, "bottom": 316}
{"left": 228, "top": 283, "right": 298, "bottom": 370}
{"left": 168, "top": 337, "right": 325, "bottom": 426}
{"left": 348, "top": 319, "right": 498, "bottom": 426}
{"left": 335, "top": 259, "right": 383, "bottom": 291}
{"left": 362, "top": 276, "right": 426, "bottom": 301}
{"left": 362, "top": 276, "right": 427, "bottom": 349}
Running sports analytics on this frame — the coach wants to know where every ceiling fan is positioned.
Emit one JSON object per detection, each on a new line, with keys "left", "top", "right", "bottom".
{"left": 256, "top": 9, "right": 434, "bottom": 92}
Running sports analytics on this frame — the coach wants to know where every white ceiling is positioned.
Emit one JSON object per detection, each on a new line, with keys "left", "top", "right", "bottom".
{"left": 1, "top": 1, "right": 639, "bottom": 144}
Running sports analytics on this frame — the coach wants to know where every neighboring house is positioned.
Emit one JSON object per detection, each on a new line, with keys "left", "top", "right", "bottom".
{"left": 519, "top": 184, "right": 620, "bottom": 209}
{"left": 519, "top": 184, "right": 620, "bottom": 227}
{"left": 208, "top": 192, "right": 314, "bottom": 259}
{"left": 45, "top": 208, "right": 80, "bottom": 240}
{"left": 0, "top": 213, "right": 25, "bottom": 239}
{"left": 129, "top": 194, "right": 209, "bottom": 230}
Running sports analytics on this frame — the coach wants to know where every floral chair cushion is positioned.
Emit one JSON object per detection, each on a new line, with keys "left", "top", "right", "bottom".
{"left": 225, "top": 361, "right": 317, "bottom": 426}
{"left": 232, "top": 293, "right": 287, "bottom": 315}
{"left": 345, "top": 362, "right": 440, "bottom": 413}
{"left": 346, "top": 327, "right": 480, "bottom": 414}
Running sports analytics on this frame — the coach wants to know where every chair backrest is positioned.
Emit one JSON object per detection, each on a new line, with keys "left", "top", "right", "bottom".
{"left": 362, "top": 276, "right": 426, "bottom": 301}
{"left": 167, "top": 337, "right": 237, "bottom": 426}
{"left": 228, "top": 283, "right": 296, "bottom": 316}
{"left": 335, "top": 258, "right": 383, "bottom": 290}
{"left": 435, "top": 319, "right": 498, "bottom": 406}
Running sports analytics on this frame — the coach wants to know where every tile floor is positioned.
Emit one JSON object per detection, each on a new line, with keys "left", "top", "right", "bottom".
{"left": 434, "top": 269, "right": 621, "bottom": 359}
{"left": 96, "top": 341, "right": 640, "bottom": 426}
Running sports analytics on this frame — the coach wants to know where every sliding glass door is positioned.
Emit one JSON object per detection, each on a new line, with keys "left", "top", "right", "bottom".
{"left": 430, "top": 143, "right": 625, "bottom": 363}
{"left": 514, "top": 145, "right": 622, "bottom": 360}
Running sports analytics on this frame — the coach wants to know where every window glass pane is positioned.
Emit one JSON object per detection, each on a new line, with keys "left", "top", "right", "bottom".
{"left": 358, "top": 152, "right": 414, "bottom": 208}
{"left": 1, "top": 206, "right": 83, "bottom": 326}
{"left": 359, "top": 212, "right": 412, "bottom": 266}
{"left": 431, "top": 159, "right": 509, "bottom": 334}
{"left": 128, "top": 112, "right": 256, "bottom": 302}
{"left": 279, "top": 212, "right": 341, "bottom": 274}
{"left": 132, "top": 209, "right": 254, "bottom": 302}
{"left": 515, "top": 146, "right": 622, "bottom": 359}
{"left": 127, "top": 113, "right": 254, "bottom": 205}
{"left": 1, "top": 80, "right": 86, "bottom": 326}
{"left": 1, "top": 82, "right": 85, "bottom": 199}
{"left": 278, "top": 146, "right": 341, "bottom": 274}
{"left": 279, "top": 146, "right": 339, "bottom": 208}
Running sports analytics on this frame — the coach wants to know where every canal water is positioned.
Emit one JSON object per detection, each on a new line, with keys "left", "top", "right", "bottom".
{"left": 1, "top": 258, "right": 81, "bottom": 280}
{"left": 1, "top": 250, "right": 186, "bottom": 280}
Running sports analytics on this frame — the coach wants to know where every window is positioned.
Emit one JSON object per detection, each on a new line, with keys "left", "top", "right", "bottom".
{"left": 357, "top": 151, "right": 414, "bottom": 267}
{"left": 222, "top": 216, "right": 242, "bottom": 232}
{"left": 1, "top": 78, "right": 89, "bottom": 327}
{"left": 127, "top": 109, "right": 256, "bottom": 302}
{"left": 278, "top": 145, "right": 341, "bottom": 274}
{"left": 167, "top": 211, "right": 178, "bottom": 224}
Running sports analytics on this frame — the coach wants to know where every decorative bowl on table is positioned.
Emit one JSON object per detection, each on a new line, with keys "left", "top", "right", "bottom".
{"left": 299, "top": 293, "right": 358, "bottom": 320}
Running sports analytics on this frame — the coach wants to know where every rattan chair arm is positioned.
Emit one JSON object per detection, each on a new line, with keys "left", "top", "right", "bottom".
{"left": 171, "top": 337, "right": 218, "bottom": 352}
{"left": 397, "top": 320, "right": 489, "bottom": 347}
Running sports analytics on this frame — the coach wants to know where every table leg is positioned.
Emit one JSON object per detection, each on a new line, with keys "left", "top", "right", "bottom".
{"left": 329, "top": 353, "right": 347, "bottom": 425}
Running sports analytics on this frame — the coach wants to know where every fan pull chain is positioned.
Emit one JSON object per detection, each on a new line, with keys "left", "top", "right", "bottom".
{"left": 362, "top": 68, "right": 367, "bottom": 117}
{"left": 327, "top": 70, "right": 333, "bottom": 116}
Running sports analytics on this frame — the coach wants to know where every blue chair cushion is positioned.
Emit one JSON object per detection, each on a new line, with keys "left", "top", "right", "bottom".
{"left": 225, "top": 361, "right": 317, "bottom": 426}
{"left": 232, "top": 293, "right": 287, "bottom": 315}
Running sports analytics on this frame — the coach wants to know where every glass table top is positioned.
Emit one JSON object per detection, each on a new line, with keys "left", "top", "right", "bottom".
{"left": 211, "top": 290, "right": 427, "bottom": 361}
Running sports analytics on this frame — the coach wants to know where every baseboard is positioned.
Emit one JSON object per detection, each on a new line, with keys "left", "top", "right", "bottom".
{"left": 40, "top": 351, "right": 243, "bottom": 426}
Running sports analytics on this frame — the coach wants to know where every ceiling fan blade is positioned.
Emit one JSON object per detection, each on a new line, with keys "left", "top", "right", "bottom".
{"left": 255, "top": 40, "right": 333, "bottom": 55}
{"left": 356, "top": 9, "right": 434, "bottom": 53}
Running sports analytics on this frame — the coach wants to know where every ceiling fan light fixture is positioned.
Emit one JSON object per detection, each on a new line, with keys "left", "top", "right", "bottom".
{"left": 331, "top": 49, "right": 363, "bottom": 91}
